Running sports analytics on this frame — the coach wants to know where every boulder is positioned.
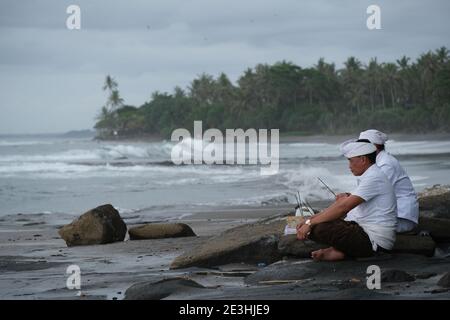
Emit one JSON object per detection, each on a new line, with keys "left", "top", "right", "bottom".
{"left": 414, "top": 272, "right": 437, "bottom": 279}
{"left": 244, "top": 260, "right": 321, "bottom": 285}
{"left": 392, "top": 234, "right": 436, "bottom": 256}
{"left": 278, "top": 233, "right": 436, "bottom": 258}
{"left": 437, "top": 272, "right": 450, "bottom": 288}
{"left": 128, "top": 223, "right": 196, "bottom": 240}
{"left": 170, "top": 216, "right": 286, "bottom": 269}
{"left": 245, "top": 254, "right": 445, "bottom": 288}
{"left": 58, "top": 204, "right": 127, "bottom": 247}
{"left": 418, "top": 185, "right": 450, "bottom": 218}
{"left": 417, "top": 216, "right": 450, "bottom": 241}
{"left": 278, "top": 235, "right": 328, "bottom": 258}
{"left": 124, "top": 278, "right": 205, "bottom": 300}
{"left": 381, "top": 269, "right": 415, "bottom": 283}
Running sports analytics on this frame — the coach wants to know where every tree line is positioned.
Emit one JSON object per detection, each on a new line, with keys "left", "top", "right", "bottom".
{"left": 94, "top": 47, "right": 450, "bottom": 139}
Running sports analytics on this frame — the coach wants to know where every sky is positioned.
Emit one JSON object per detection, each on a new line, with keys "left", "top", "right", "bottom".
{"left": 0, "top": 0, "right": 449, "bottom": 134}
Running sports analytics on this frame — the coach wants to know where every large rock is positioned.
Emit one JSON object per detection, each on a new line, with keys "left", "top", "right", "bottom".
{"left": 381, "top": 269, "right": 415, "bottom": 283}
{"left": 245, "top": 254, "right": 440, "bottom": 287}
{"left": 244, "top": 259, "right": 322, "bottom": 285}
{"left": 170, "top": 215, "right": 287, "bottom": 269}
{"left": 128, "top": 223, "right": 196, "bottom": 240}
{"left": 58, "top": 204, "right": 127, "bottom": 247}
{"left": 417, "top": 216, "right": 450, "bottom": 241}
{"left": 437, "top": 272, "right": 450, "bottom": 288}
{"left": 392, "top": 234, "right": 436, "bottom": 256}
{"left": 418, "top": 185, "right": 450, "bottom": 218}
{"left": 278, "top": 233, "right": 436, "bottom": 258}
{"left": 278, "top": 235, "right": 328, "bottom": 257}
{"left": 124, "top": 278, "right": 205, "bottom": 300}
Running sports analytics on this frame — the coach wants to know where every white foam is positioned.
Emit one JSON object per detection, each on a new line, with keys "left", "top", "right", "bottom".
{"left": 0, "top": 142, "right": 174, "bottom": 163}
{"left": 276, "top": 165, "right": 356, "bottom": 200}
{"left": 385, "top": 140, "right": 450, "bottom": 156}
{"left": 0, "top": 140, "right": 55, "bottom": 147}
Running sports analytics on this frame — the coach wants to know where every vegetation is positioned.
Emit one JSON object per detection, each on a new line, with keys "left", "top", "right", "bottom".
{"left": 95, "top": 47, "right": 450, "bottom": 139}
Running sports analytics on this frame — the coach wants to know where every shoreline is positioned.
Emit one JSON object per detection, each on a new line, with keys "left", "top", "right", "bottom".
{"left": 0, "top": 204, "right": 296, "bottom": 300}
{"left": 1, "top": 199, "right": 449, "bottom": 300}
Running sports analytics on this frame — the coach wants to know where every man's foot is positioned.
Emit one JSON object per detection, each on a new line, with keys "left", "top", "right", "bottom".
{"left": 311, "top": 247, "right": 345, "bottom": 261}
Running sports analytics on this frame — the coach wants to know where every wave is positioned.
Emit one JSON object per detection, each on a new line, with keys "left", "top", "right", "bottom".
{"left": 0, "top": 142, "right": 174, "bottom": 163}
{"left": 0, "top": 160, "right": 264, "bottom": 184}
{"left": 386, "top": 140, "right": 450, "bottom": 156}
{"left": 0, "top": 140, "right": 56, "bottom": 147}
{"left": 282, "top": 140, "right": 450, "bottom": 159}
{"left": 2, "top": 139, "right": 450, "bottom": 165}
{"left": 275, "top": 165, "right": 357, "bottom": 201}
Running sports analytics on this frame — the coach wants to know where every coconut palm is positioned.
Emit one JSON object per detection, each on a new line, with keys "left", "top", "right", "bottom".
{"left": 102, "top": 75, "right": 118, "bottom": 93}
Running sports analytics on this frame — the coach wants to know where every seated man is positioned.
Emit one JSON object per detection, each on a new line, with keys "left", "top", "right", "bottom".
{"left": 297, "top": 140, "right": 397, "bottom": 261}
{"left": 359, "top": 129, "right": 419, "bottom": 233}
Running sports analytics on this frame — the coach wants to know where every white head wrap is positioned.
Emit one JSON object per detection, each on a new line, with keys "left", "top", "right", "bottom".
{"left": 359, "top": 129, "right": 388, "bottom": 145}
{"left": 339, "top": 139, "right": 377, "bottom": 158}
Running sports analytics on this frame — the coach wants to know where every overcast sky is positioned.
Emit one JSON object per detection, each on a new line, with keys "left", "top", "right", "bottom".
{"left": 0, "top": 0, "right": 449, "bottom": 134}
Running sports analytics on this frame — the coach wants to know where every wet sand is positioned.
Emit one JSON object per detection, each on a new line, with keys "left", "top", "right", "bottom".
{"left": 1, "top": 202, "right": 449, "bottom": 300}
{"left": 0, "top": 204, "right": 293, "bottom": 299}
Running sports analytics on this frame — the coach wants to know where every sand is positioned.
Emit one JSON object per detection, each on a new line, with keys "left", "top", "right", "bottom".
{"left": 0, "top": 204, "right": 292, "bottom": 299}
{"left": 1, "top": 202, "right": 449, "bottom": 300}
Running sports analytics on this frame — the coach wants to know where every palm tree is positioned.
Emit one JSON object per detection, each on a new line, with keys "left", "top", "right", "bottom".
{"left": 107, "top": 90, "right": 124, "bottom": 110}
{"left": 417, "top": 51, "right": 439, "bottom": 105}
{"left": 435, "top": 46, "right": 449, "bottom": 65}
{"left": 365, "top": 58, "right": 380, "bottom": 111}
{"left": 396, "top": 56, "right": 411, "bottom": 107}
{"left": 341, "top": 57, "right": 363, "bottom": 116}
{"left": 94, "top": 106, "right": 116, "bottom": 137}
{"left": 382, "top": 63, "right": 399, "bottom": 108}
{"left": 102, "top": 75, "right": 118, "bottom": 92}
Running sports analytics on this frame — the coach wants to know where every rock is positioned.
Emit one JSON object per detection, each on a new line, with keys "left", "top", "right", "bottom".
{"left": 417, "top": 216, "right": 450, "bottom": 241}
{"left": 58, "top": 204, "right": 127, "bottom": 247}
{"left": 170, "top": 216, "right": 286, "bottom": 269}
{"left": 437, "top": 272, "right": 450, "bottom": 288}
{"left": 246, "top": 255, "right": 418, "bottom": 286}
{"left": 418, "top": 185, "right": 450, "bottom": 218}
{"left": 392, "top": 234, "right": 436, "bottom": 256}
{"left": 214, "top": 263, "right": 259, "bottom": 272}
{"left": 124, "top": 278, "right": 204, "bottom": 300}
{"left": 381, "top": 269, "right": 415, "bottom": 283}
{"left": 278, "top": 232, "right": 436, "bottom": 258}
{"left": 414, "top": 272, "right": 437, "bottom": 279}
{"left": 128, "top": 223, "right": 196, "bottom": 240}
{"left": 278, "top": 235, "right": 328, "bottom": 257}
{"left": 244, "top": 260, "right": 320, "bottom": 285}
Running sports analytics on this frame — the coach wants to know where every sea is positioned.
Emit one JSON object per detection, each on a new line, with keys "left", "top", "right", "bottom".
{"left": 1, "top": 134, "right": 449, "bottom": 223}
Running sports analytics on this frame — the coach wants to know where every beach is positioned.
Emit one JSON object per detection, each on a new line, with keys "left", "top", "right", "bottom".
{"left": 0, "top": 204, "right": 294, "bottom": 299}
{"left": 1, "top": 200, "right": 450, "bottom": 300}
{"left": 1, "top": 134, "right": 450, "bottom": 299}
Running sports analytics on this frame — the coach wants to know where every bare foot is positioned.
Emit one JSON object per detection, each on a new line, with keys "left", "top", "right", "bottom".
{"left": 311, "top": 247, "right": 345, "bottom": 261}
{"left": 311, "top": 249, "right": 325, "bottom": 261}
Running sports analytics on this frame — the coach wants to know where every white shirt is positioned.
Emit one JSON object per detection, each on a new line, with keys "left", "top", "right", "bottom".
{"left": 376, "top": 150, "right": 419, "bottom": 224}
{"left": 345, "top": 164, "right": 398, "bottom": 251}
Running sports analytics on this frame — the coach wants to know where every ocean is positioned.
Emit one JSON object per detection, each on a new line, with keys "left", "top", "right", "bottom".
{"left": 1, "top": 134, "right": 450, "bottom": 222}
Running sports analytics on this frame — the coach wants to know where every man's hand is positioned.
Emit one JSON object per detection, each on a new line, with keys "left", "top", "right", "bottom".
{"left": 295, "top": 217, "right": 306, "bottom": 230}
{"left": 296, "top": 224, "right": 311, "bottom": 240}
{"left": 335, "top": 192, "right": 350, "bottom": 201}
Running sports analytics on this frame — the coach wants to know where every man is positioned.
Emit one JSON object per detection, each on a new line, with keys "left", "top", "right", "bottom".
{"left": 296, "top": 140, "right": 397, "bottom": 261}
{"left": 358, "top": 129, "right": 419, "bottom": 233}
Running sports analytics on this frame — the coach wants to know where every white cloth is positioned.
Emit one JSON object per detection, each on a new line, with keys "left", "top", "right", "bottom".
{"left": 376, "top": 150, "right": 419, "bottom": 225}
{"left": 359, "top": 129, "right": 388, "bottom": 145}
{"left": 397, "top": 218, "right": 417, "bottom": 233}
{"left": 340, "top": 140, "right": 376, "bottom": 158}
{"left": 345, "top": 164, "right": 398, "bottom": 251}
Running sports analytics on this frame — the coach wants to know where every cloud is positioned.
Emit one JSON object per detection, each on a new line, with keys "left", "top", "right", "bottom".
{"left": 0, "top": 0, "right": 449, "bottom": 133}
